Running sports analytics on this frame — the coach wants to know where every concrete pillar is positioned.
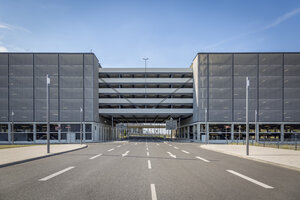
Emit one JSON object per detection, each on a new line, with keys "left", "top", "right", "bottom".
{"left": 256, "top": 123, "right": 259, "bottom": 142}
{"left": 83, "top": 124, "right": 86, "bottom": 141}
{"left": 197, "top": 123, "right": 200, "bottom": 142}
{"left": 181, "top": 128, "right": 183, "bottom": 138}
{"left": 206, "top": 123, "right": 209, "bottom": 143}
{"left": 186, "top": 126, "right": 189, "bottom": 139}
{"left": 193, "top": 125, "right": 196, "bottom": 141}
{"left": 231, "top": 124, "right": 234, "bottom": 142}
{"left": 281, "top": 124, "right": 284, "bottom": 143}
{"left": 58, "top": 124, "right": 61, "bottom": 143}
{"left": 33, "top": 124, "right": 36, "bottom": 143}
{"left": 8, "top": 122, "right": 11, "bottom": 143}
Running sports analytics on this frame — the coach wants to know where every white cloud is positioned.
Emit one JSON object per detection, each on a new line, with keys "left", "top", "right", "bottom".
{"left": 0, "top": 24, "right": 11, "bottom": 29}
{"left": 264, "top": 7, "right": 300, "bottom": 30}
{"left": 0, "top": 22, "right": 30, "bottom": 33}
{"left": 0, "top": 46, "right": 8, "bottom": 52}
{"left": 202, "top": 7, "right": 300, "bottom": 50}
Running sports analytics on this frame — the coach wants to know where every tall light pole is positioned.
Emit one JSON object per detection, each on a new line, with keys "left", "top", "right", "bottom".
{"left": 255, "top": 109, "right": 257, "bottom": 142}
{"left": 46, "top": 74, "right": 50, "bottom": 153}
{"left": 246, "top": 77, "right": 250, "bottom": 156}
{"left": 143, "top": 58, "right": 148, "bottom": 97}
{"left": 11, "top": 111, "right": 14, "bottom": 144}
{"left": 205, "top": 108, "right": 208, "bottom": 144}
{"left": 80, "top": 107, "right": 83, "bottom": 145}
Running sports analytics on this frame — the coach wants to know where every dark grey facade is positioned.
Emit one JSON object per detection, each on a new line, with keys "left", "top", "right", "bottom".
{"left": 1, "top": 52, "right": 300, "bottom": 143}
{"left": 188, "top": 53, "right": 300, "bottom": 142}
{"left": 0, "top": 53, "right": 100, "bottom": 143}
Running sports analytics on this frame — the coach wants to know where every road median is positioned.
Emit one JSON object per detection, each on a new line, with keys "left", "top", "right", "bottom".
{"left": 201, "top": 144, "right": 300, "bottom": 172}
{"left": 0, "top": 144, "right": 87, "bottom": 168}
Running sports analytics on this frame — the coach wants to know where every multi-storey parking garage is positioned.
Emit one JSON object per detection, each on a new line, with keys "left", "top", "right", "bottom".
{"left": 0, "top": 52, "right": 300, "bottom": 143}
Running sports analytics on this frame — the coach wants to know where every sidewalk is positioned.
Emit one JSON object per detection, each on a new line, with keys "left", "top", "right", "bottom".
{"left": 0, "top": 144, "right": 87, "bottom": 167}
{"left": 201, "top": 144, "right": 300, "bottom": 171}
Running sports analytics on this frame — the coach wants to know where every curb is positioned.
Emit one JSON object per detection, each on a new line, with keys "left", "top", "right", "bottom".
{"left": 200, "top": 145, "right": 300, "bottom": 172}
{"left": 0, "top": 144, "right": 88, "bottom": 168}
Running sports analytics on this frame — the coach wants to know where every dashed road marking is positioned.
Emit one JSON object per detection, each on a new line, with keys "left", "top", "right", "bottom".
{"left": 226, "top": 170, "right": 274, "bottom": 189}
{"left": 117, "top": 145, "right": 122, "bottom": 148}
{"left": 148, "top": 160, "right": 152, "bottom": 169}
{"left": 167, "top": 151, "right": 176, "bottom": 158}
{"left": 39, "top": 167, "right": 75, "bottom": 181}
{"left": 108, "top": 148, "right": 114, "bottom": 152}
{"left": 156, "top": 143, "right": 159, "bottom": 146}
{"left": 181, "top": 150, "right": 190, "bottom": 154}
{"left": 174, "top": 146, "right": 179, "bottom": 149}
{"left": 147, "top": 151, "right": 150, "bottom": 156}
{"left": 151, "top": 184, "right": 157, "bottom": 200}
{"left": 122, "top": 151, "right": 130, "bottom": 157}
{"left": 169, "top": 144, "right": 172, "bottom": 147}
{"left": 195, "top": 156, "right": 210, "bottom": 162}
{"left": 89, "top": 154, "right": 103, "bottom": 160}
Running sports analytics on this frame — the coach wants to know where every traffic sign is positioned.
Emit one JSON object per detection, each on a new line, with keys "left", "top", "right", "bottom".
{"left": 116, "top": 123, "right": 127, "bottom": 131}
{"left": 166, "top": 120, "right": 177, "bottom": 130}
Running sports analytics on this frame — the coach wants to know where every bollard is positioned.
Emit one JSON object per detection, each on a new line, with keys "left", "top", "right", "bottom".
{"left": 277, "top": 138, "right": 280, "bottom": 149}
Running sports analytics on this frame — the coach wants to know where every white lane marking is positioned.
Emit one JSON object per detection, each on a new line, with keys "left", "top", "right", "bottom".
{"left": 174, "top": 146, "right": 179, "bottom": 149}
{"left": 148, "top": 160, "right": 152, "bottom": 169}
{"left": 156, "top": 143, "right": 159, "bottom": 146}
{"left": 146, "top": 147, "right": 149, "bottom": 151}
{"left": 226, "top": 170, "right": 274, "bottom": 189}
{"left": 108, "top": 148, "right": 114, "bottom": 152}
{"left": 167, "top": 152, "right": 176, "bottom": 158}
{"left": 181, "top": 150, "right": 190, "bottom": 154}
{"left": 151, "top": 184, "right": 157, "bottom": 200}
{"left": 89, "top": 154, "right": 103, "bottom": 160}
{"left": 122, "top": 151, "right": 130, "bottom": 157}
{"left": 195, "top": 156, "right": 210, "bottom": 162}
{"left": 117, "top": 145, "right": 122, "bottom": 148}
{"left": 147, "top": 151, "right": 150, "bottom": 156}
{"left": 169, "top": 144, "right": 172, "bottom": 147}
{"left": 39, "top": 166, "right": 75, "bottom": 181}
{"left": 135, "top": 143, "right": 137, "bottom": 145}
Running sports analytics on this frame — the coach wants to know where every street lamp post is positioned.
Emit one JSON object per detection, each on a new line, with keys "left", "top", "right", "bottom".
{"left": 255, "top": 109, "right": 258, "bottom": 142}
{"left": 143, "top": 58, "right": 148, "bottom": 100}
{"left": 205, "top": 108, "right": 208, "bottom": 144}
{"left": 80, "top": 107, "right": 83, "bottom": 145}
{"left": 246, "top": 77, "right": 250, "bottom": 156}
{"left": 46, "top": 74, "right": 50, "bottom": 153}
{"left": 11, "top": 111, "right": 14, "bottom": 144}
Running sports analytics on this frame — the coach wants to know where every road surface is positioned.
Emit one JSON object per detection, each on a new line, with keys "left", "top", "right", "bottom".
{"left": 0, "top": 139, "right": 299, "bottom": 200}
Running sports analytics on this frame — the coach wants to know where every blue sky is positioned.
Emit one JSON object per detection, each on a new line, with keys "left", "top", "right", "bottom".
{"left": 0, "top": 0, "right": 300, "bottom": 68}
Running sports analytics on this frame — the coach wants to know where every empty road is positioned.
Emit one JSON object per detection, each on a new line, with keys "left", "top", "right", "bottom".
{"left": 0, "top": 139, "right": 300, "bottom": 200}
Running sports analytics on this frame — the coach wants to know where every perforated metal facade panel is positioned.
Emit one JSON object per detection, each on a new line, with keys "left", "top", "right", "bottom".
{"left": 0, "top": 54, "right": 8, "bottom": 121}
{"left": 0, "top": 53, "right": 99, "bottom": 123}
{"left": 284, "top": 54, "right": 300, "bottom": 122}
{"left": 193, "top": 53, "right": 300, "bottom": 123}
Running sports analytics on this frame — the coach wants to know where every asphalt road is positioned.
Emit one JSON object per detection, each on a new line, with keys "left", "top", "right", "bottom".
{"left": 0, "top": 139, "right": 300, "bottom": 200}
